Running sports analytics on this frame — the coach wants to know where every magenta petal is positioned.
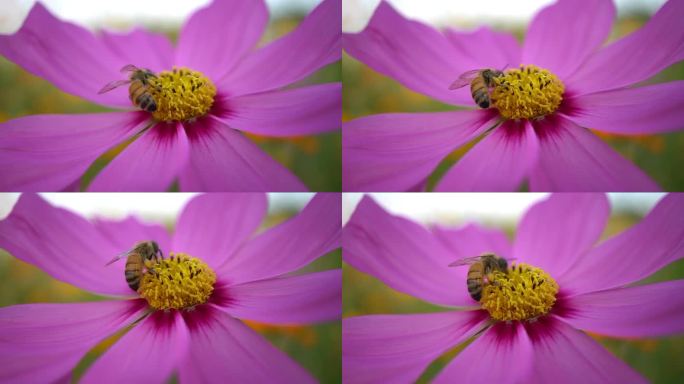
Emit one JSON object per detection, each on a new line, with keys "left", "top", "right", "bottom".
{"left": 435, "top": 121, "right": 539, "bottom": 192}
{"left": 220, "top": 83, "right": 341, "bottom": 136}
{"left": 81, "top": 311, "right": 189, "bottom": 384}
{"left": 172, "top": 193, "right": 267, "bottom": 270}
{"left": 529, "top": 116, "right": 660, "bottom": 191}
{"left": 434, "top": 322, "right": 533, "bottom": 383}
{"left": 343, "top": 2, "right": 477, "bottom": 106}
{"left": 343, "top": 196, "right": 472, "bottom": 306}
{"left": 99, "top": 27, "right": 174, "bottom": 73}
{"left": 433, "top": 223, "right": 513, "bottom": 265}
{"left": 0, "top": 300, "right": 145, "bottom": 384}
{"left": 444, "top": 26, "right": 521, "bottom": 70}
{"left": 88, "top": 123, "right": 189, "bottom": 192}
{"left": 218, "top": 193, "right": 340, "bottom": 284}
{"left": 222, "top": 270, "right": 341, "bottom": 324}
{"left": 94, "top": 216, "right": 172, "bottom": 257}
{"left": 343, "top": 311, "right": 488, "bottom": 384}
{"left": 175, "top": 0, "right": 268, "bottom": 81}
{"left": 0, "top": 3, "right": 135, "bottom": 108}
{"left": 567, "top": 0, "right": 684, "bottom": 94}
{"left": 562, "top": 280, "right": 684, "bottom": 338}
{"left": 513, "top": 194, "right": 609, "bottom": 278}
{"left": 343, "top": 110, "right": 495, "bottom": 192}
{"left": 220, "top": 0, "right": 340, "bottom": 96}
{"left": 522, "top": 0, "right": 615, "bottom": 79}
{"left": 529, "top": 317, "right": 646, "bottom": 383}
{"left": 565, "top": 81, "right": 684, "bottom": 134}
{"left": 0, "top": 112, "right": 145, "bottom": 192}
{"left": 0, "top": 194, "right": 137, "bottom": 296}
{"left": 180, "top": 307, "right": 315, "bottom": 383}
{"left": 559, "top": 194, "right": 684, "bottom": 295}
{"left": 178, "top": 117, "right": 306, "bottom": 191}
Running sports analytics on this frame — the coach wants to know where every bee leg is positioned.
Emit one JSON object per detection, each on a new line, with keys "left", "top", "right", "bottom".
{"left": 527, "top": 316, "right": 539, "bottom": 324}
{"left": 184, "top": 305, "right": 197, "bottom": 312}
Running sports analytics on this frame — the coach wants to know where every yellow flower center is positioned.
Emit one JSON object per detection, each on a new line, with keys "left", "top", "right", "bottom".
{"left": 147, "top": 67, "right": 216, "bottom": 122}
{"left": 480, "top": 263, "right": 558, "bottom": 322}
{"left": 138, "top": 252, "right": 216, "bottom": 311}
{"left": 490, "top": 65, "right": 564, "bottom": 120}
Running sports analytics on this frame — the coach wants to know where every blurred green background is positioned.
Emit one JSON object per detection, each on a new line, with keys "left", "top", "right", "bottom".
{"left": 0, "top": 11, "right": 341, "bottom": 192}
{"left": 0, "top": 195, "right": 341, "bottom": 384}
{"left": 342, "top": 13, "right": 684, "bottom": 191}
{"left": 343, "top": 196, "right": 684, "bottom": 383}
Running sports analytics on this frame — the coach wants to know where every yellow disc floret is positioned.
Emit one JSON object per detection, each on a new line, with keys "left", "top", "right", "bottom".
{"left": 480, "top": 262, "right": 558, "bottom": 322}
{"left": 491, "top": 65, "right": 564, "bottom": 120}
{"left": 148, "top": 67, "right": 216, "bottom": 122}
{"left": 138, "top": 252, "right": 216, "bottom": 311}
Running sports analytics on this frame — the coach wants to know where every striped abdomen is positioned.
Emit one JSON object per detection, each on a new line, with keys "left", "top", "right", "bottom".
{"left": 466, "top": 263, "right": 485, "bottom": 301}
{"left": 125, "top": 254, "right": 144, "bottom": 291}
{"left": 470, "top": 76, "right": 490, "bottom": 108}
{"left": 129, "top": 80, "right": 157, "bottom": 112}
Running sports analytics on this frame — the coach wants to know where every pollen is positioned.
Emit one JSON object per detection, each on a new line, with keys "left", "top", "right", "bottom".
{"left": 138, "top": 252, "right": 216, "bottom": 311}
{"left": 491, "top": 65, "right": 564, "bottom": 120}
{"left": 148, "top": 67, "right": 216, "bottom": 122}
{"left": 480, "top": 262, "right": 558, "bottom": 322}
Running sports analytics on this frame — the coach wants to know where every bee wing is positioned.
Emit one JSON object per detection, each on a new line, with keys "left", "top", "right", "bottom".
{"left": 120, "top": 64, "right": 140, "bottom": 73}
{"left": 448, "top": 255, "right": 485, "bottom": 267}
{"left": 448, "top": 69, "right": 481, "bottom": 90}
{"left": 104, "top": 249, "right": 133, "bottom": 266}
{"left": 98, "top": 79, "right": 131, "bottom": 94}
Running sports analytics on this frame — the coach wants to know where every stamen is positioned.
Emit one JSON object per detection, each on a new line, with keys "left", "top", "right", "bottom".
{"left": 147, "top": 67, "right": 216, "bottom": 122}
{"left": 491, "top": 65, "right": 564, "bottom": 120}
{"left": 480, "top": 262, "right": 558, "bottom": 322}
{"left": 138, "top": 252, "right": 216, "bottom": 311}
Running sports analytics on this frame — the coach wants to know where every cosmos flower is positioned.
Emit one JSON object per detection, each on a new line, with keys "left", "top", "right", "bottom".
{"left": 343, "top": 0, "right": 684, "bottom": 191}
{"left": 0, "top": 193, "right": 341, "bottom": 383}
{"left": 343, "top": 194, "right": 684, "bottom": 382}
{"left": 0, "top": 0, "right": 341, "bottom": 192}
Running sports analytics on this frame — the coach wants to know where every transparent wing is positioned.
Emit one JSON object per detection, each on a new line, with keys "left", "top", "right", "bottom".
{"left": 98, "top": 79, "right": 130, "bottom": 94}
{"left": 448, "top": 69, "right": 481, "bottom": 90}
{"left": 104, "top": 249, "right": 133, "bottom": 266}
{"left": 448, "top": 255, "right": 485, "bottom": 267}
{"left": 120, "top": 64, "right": 140, "bottom": 73}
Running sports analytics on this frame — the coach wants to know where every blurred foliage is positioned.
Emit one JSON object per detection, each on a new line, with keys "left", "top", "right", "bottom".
{"left": 343, "top": 209, "right": 684, "bottom": 383}
{"left": 0, "top": 15, "right": 341, "bottom": 192}
{"left": 0, "top": 206, "right": 341, "bottom": 384}
{"left": 342, "top": 16, "right": 684, "bottom": 191}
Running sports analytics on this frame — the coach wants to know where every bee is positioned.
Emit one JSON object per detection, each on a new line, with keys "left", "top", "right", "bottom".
{"left": 105, "top": 241, "right": 163, "bottom": 291}
{"left": 98, "top": 64, "right": 159, "bottom": 112}
{"left": 449, "top": 253, "right": 509, "bottom": 301}
{"left": 449, "top": 68, "right": 505, "bottom": 108}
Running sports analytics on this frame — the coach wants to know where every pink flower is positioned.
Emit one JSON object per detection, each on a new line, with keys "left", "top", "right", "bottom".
{"left": 343, "top": 0, "right": 684, "bottom": 191}
{"left": 0, "top": 193, "right": 341, "bottom": 383}
{"left": 343, "top": 194, "right": 684, "bottom": 382}
{"left": 0, "top": 0, "right": 341, "bottom": 192}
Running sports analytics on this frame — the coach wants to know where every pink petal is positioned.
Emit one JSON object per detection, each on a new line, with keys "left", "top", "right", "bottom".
{"left": 99, "top": 27, "right": 174, "bottom": 73}
{"left": 343, "top": 311, "right": 488, "bottom": 384}
{"left": 93, "top": 216, "right": 172, "bottom": 258}
{"left": 435, "top": 120, "right": 539, "bottom": 192}
{"left": 528, "top": 116, "right": 660, "bottom": 191}
{"left": 444, "top": 26, "right": 521, "bottom": 70}
{"left": 220, "top": 83, "right": 341, "bottom": 136}
{"left": 179, "top": 306, "right": 315, "bottom": 383}
{"left": 81, "top": 311, "right": 189, "bottom": 384}
{"left": 0, "top": 194, "right": 139, "bottom": 296}
{"left": 175, "top": 0, "right": 268, "bottom": 81}
{"left": 342, "top": 2, "right": 478, "bottom": 106}
{"left": 0, "top": 3, "right": 136, "bottom": 108}
{"left": 564, "top": 81, "right": 684, "bottom": 134}
{"left": 178, "top": 116, "right": 307, "bottom": 191}
{"left": 0, "top": 112, "right": 145, "bottom": 192}
{"left": 559, "top": 194, "right": 684, "bottom": 295}
{"left": 171, "top": 193, "right": 267, "bottom": 270}
{"left": 88, "top": 123, "right": 189, "bottom": 192}
{"left": 343, "top": 110, "right": 496, "bottom": 192}
{"left": 434, "top": 321, "right": 533, "bottom": 383}
{"left": 433, "top": 223, "right": 513, "bottom": 266}
{"left": 0, "top": 300, "right": 145, "bottom": 384}
{"left": 220, "top": 0, "right": 340, "bottom": 96}
{"left": 512, "top": 194, "right": 609, "bottom": 278}
{"left": 221, "top": 270, "right": 341, "bottom": 324}
{"left": 522, "top": 0, "right": 615, "bottom": 79}
{"left": 343, "top": 196, "right": 472, "bottom": 307}
{"left": 218, "top": 193, "right": 340, "bottom": 284}
{"left": 567, "top": 0, "right": 684, "bottom": 95}
{"left": 528, "top": 316, "right": 647, "bottom": 383}
{"left": 561, "top": 280, "right": 684, "bottom": 338}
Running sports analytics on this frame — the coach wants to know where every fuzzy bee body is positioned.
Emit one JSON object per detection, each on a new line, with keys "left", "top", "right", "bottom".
{"left": 450, "top": 253, "right": 509, "bottom": 301}
{"left": 449, "top": 68, "right": 505, "bottom": 109}
{"left": 106, "top": 241, "right": 163, "bottom": 292}
{"left": 98, "top": 64, "right": 159, "bottom": 113}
